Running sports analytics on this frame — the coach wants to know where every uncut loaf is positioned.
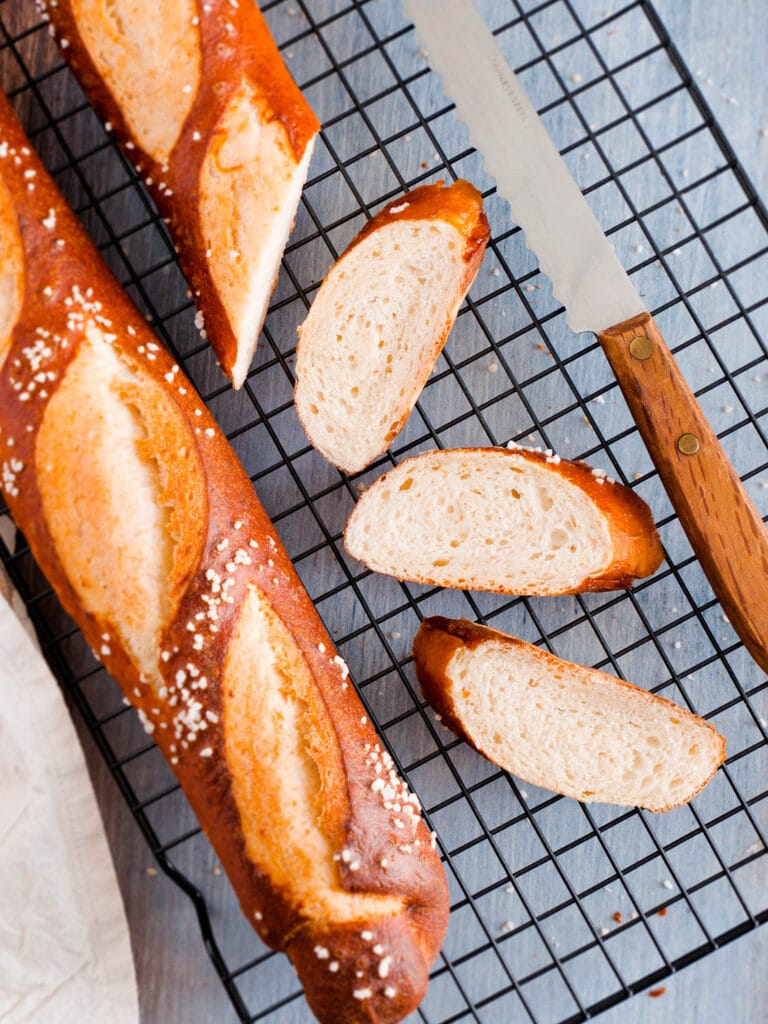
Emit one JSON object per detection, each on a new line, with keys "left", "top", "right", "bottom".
{"left": 414, "top": 618, "right": 726, "bottom": 812}
{"left": 37, "top": 0, "right": 320, "bottom": 388}
{"left": 0, "top": 94, "right": 448, "bottom": 1024}
{"left": 294, "top": 181, "right": 490, "bottom": 473}
{"left": 344, "top": 446, "right": 664, "bottom": 595}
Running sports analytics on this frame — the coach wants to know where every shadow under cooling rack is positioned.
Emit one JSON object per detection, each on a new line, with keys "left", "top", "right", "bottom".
{"left": 1, "top": 0, "right": 767, "bottom": 1022}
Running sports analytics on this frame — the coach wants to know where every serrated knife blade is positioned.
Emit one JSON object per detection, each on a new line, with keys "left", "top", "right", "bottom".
{"left": 404, "top": 0, "right": 644, "bottom": 334}
{"left": 404, "top": 0, "right": 768, "bottom": 674}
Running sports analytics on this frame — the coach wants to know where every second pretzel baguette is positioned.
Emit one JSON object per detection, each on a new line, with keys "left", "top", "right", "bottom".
{"left": 38, "top": 0, "right": 320, "bottom": 388}
{"left": 0, "top": 94, "right": 447, "bottom": 1024}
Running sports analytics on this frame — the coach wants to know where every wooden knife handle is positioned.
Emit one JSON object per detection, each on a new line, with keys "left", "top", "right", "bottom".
{"left": 598, "top": 312, "right": 768, "bottom": 674}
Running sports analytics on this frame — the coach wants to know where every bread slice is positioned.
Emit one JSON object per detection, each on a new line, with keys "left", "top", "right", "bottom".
{"left": 344, "top": 446, "right": 663, "bottom": 595}
{"left": 414, "top": 618, "right": 725, "bottom": 811}
{"left": 294, "top": 181, "right": 489, "bottom": 473}
{"left": 43, "top": 0, "right": 320, "bottom": 388}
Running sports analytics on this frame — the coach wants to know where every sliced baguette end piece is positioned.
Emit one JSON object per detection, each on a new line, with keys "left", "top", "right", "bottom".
{"left": 414, "top": 617, "right": 726, "bottom": 812}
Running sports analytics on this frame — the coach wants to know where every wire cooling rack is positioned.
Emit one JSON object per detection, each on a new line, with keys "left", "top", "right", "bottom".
{"left": 1, "top": 1, "right": 767, "bottom": 1021}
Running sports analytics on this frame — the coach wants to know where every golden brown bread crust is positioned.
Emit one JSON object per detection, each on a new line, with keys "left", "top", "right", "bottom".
{"left": 0, "top": 93, "right": 447, "bottom": 1024}
{"left": 413, "top": 617, "right": 475, "bottom": 743}
{"left": 38, "top": 0, "right": 320, "bottom": 387}
{"left": 349, "top": 179, "right": 490, "bottom": 266}
{"left": 413, "top": 617, "right": 727, "bottom": 812}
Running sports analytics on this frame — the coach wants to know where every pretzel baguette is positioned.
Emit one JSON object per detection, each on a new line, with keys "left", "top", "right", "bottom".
{"left": 36, "top": 0, "right": 320, "bottom": 388}
{"left": 0, "top": 94, "right": 447, "bottom": 1024}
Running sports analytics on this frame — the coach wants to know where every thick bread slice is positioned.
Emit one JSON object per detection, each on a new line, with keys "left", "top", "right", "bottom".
{"left": 0, "top": 94, "right": 447, "bottom": 1024}
{"left": 294, "top": 181, "right": 489, "bottom": 473}
{"left": 414, "top": 618, "right": 726, "bottom": 812}
{"left": 40, "top": 0, "right": 320, "bottom": 388}
{"left": 344, "top": 447, "right": 663, "bottom": 594}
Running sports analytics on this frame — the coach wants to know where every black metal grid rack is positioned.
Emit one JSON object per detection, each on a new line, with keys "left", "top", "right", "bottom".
{"left": 1, "top": 1, "right": 767, "bottom": 1021}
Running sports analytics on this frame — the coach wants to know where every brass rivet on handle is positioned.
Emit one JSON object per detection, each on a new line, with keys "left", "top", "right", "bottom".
{"left": 629, "top": 335, "right": 654, "bottom": 360}
{"left": 678, "top": 433, "right": 701, "bottom": 455}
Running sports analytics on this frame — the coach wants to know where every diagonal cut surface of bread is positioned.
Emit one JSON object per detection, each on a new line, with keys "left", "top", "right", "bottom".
{"left": 344, "top": 446, "right": 663, "bottom": 594}
{"left": 294, "top": 181, "right": 489, "bottom": 473}
{"left": 414, "top": 617, "right": 726, "bottom": 812}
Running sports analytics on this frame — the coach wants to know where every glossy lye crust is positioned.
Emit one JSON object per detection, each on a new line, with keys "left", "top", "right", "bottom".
{"left": 347, "top": 179, "right": 490, "bottom": 261}
{"left": 37, "top": 0, "right": 320, "bottom": 387}
{"left": 0, "top": 95, "right": 447, "bottom": 1024}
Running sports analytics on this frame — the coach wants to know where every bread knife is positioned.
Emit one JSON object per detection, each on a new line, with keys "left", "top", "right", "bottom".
{"left": 404, "top": 0, "right": 768, "bottom": 673}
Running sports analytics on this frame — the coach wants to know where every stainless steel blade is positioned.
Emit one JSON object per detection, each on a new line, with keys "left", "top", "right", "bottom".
{"left": 403, "top": 0, "right": 645, "bottom": 334}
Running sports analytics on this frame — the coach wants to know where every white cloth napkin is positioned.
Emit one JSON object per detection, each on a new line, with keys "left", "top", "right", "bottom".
{"left": 0, "top": 566, "right": 139, "bottom": 1024}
